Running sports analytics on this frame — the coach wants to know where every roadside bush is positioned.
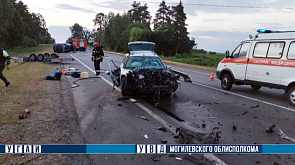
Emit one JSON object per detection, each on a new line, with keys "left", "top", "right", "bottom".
{"left": 21, "top": 36, "right": 38, "bottom": 48}
{"left": 161, "top": 52, "right": 224, "bottom": 68}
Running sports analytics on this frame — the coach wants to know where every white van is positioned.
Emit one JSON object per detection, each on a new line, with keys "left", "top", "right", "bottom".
{"left": 216, "top": 29, "right": 295, "bottom": 107}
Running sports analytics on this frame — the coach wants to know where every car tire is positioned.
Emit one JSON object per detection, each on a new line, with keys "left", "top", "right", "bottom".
{"left": 44, "top": 53, "right": 50, "bottom": 59}
{"left": 251, "top": 85, "right": 261, "bottom": 90}
{"left": 221, "top": 74, "right": 233, "bottom": 90}
{"left": 287, "top": 86, "right": 295, "bottom": 107}
{"left": 29, "top": 54, "right": 37, "bottom": 61}
{"left": 37, "top": 54, "right": 44, "bottom": 61}
{"left": 51, "top": 53, "right": 58, "bottom": 58}
{"left": 121, "top": 77, "right": 129, "bottom": 97}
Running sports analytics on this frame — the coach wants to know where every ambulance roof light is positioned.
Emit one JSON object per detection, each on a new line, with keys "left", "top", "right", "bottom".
{"left": 257, "top": 29, "right": 272, "bottom": 33}
{"left": 257, "top": 29, "right": 295, "bottom": 33}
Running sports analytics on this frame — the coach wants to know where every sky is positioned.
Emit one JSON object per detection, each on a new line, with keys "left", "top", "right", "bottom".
{"left": 20, "top": 0, "right": 295, "bottom": 53}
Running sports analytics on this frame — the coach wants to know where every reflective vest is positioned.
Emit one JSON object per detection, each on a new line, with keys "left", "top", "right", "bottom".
{"left": 0, "top": 48, "right": 10, "bottom": 66}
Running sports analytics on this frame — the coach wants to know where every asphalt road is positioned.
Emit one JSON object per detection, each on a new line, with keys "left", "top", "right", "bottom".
{"left": 58, "top": 50, "right": 295, "bottom": 165}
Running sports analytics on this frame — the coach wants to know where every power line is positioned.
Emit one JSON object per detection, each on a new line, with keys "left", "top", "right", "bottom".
{"left": 131, "top": 1, "right": 293, "bottom": 10}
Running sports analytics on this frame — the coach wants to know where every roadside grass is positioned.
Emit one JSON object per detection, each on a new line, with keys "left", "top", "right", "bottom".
{"left": 0, "top": 44, "right": 53, "bottom": 128}
{"left": 7, "top": 44, "right": 54, "bottom": 57}
{"left": 0, "top": 44, "right": 59, "bottom": 163}
{"left": 7, "top": 44, "right": 53, "bottom": 57}
{"left": 104, "top": 48, "right": 225, "bottom": 69}
{"left": 160, "top": 52, "right": 225, "bottom": 69}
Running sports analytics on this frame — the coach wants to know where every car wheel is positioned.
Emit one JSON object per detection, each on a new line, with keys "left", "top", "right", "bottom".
{"left": 121, "top": 77, "right": 129, "bottom": 97}
{"left": 251, "top": 85, "right": 261, "bottom": 90}
{"left": 44, "top": 53, "right": 50, "bottom": 59}
{"left": 287, "top": 86, "right": 295, "bottom": 107}
{"left": 51, "top": 53, "right": 58, "bottom": 58}
{"left": 37, "top": 54, "right": 44, "bottom": 61}
{"left": 221, "top": 74, "right": 233, "bottom": 90}
{"left": 29, "top": 54, "right": 37, "bottom": 61}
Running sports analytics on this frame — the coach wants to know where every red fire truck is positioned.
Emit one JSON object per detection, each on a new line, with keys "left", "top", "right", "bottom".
{"left": 68, "top": 39, "right": 87, "bottom": 51}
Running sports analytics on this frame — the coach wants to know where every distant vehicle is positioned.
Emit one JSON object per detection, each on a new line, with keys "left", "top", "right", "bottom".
{"left": 216, "top": 29, "right": 295, "bottom": 106}
{"left": 108, "top": 41, "right": 191, "bottom": 97}
{"left": 53, "top": 43, "right": 73, "bottom": 53}
{"left": 67, "top": 39, "right": 87, "bottom": 51}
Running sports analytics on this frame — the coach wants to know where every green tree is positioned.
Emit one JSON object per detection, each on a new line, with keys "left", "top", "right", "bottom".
{"left": 171, "top": 1, "right": 195, "bottom": 55}
{"left": 0, "top": 0, "right": 24, "bottom": 48}
{"left": 82, "top": 30, "right": 95, "bottom": 43}
{"left": 93, "top": 12, "right": 108, "bottom": 44}
{"left": 129, "top": 27, "right": 151, "bottom": 42}
{"left": 36, "top": 13, "right": 54, "bottom": 44}
{"left": 69, "top": 24, "right": 95, "bottom": 44}
{"left": 70, "top": 23, "right": 84, "bottom": 39}
{"left": 102, "top": 13, "right": 131, "bottom": 51}
{"left": 128, "top": 1, "right": 151, "bottom": 25}
{"left": 0, "top": 0, "right": 54, "bottom": 48}
{"left": 153, "top": 0, "right": 175, "bottom": 56}
{"left": 153, "top": 0, "right": 172, "bottom": 31}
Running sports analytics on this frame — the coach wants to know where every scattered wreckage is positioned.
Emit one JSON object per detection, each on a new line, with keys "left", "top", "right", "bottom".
{"left": 108, "top": 41, "right": 191, "bottom": 97}
{"left": 176, "top": 127, "right": 221, "bottom": 144}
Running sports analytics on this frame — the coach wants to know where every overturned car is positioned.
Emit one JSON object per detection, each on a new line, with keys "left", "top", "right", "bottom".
{"left": 109, "top": 41, "right": 191, "bottom": 97}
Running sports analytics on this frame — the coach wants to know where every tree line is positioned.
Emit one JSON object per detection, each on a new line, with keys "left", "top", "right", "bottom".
{"left": 70, "top": 1, "right": 195, "bottom": 56}
{"left": 0, "top": 0, "right": 55, "bottom": 49}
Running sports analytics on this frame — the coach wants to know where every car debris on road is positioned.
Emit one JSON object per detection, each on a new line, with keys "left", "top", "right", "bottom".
{"left": 139, "top": 115, "right": 149, "bottom": 121}
{"left": 266, "top": 124, "right": 276, "bottom": 133}
{"left": 176, "top": 127, "right": 221, "bottom": 144}
{"left": 158, "top": 127, "right": 167, "bottom": 132}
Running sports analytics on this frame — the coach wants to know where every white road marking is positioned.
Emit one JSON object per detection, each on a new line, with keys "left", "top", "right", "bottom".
{"left": 70, "top": 53, "right": 228, "bottom": 165}
{"left": 192, "top": 82, "right": 295, "bottom": 112}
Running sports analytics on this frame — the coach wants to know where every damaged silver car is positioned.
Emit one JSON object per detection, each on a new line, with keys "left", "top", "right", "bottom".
{"left": 108, "top": 41, "right": 191, "bottom": 97}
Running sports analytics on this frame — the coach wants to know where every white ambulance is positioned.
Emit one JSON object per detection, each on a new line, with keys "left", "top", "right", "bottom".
{"left": 216, "top": 29, "right": 295, "bottom": 107}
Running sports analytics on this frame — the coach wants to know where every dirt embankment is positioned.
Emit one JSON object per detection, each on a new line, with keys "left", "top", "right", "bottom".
{"left": 0, "top": 61, "right": 92, "bottom": 164}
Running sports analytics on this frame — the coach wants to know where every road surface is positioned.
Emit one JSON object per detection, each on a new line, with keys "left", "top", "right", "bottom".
{"left": 58, "top": 50, "right": 295, "bottom": 165}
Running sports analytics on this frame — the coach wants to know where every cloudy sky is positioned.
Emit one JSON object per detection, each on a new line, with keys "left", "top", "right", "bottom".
{"left": 21, "top": 0, "right": 295, "bottom": 52}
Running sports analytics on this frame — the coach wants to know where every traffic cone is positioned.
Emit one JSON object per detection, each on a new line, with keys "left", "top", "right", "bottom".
{"left": 209, "top": 71, "right": 214, "bottom": 81}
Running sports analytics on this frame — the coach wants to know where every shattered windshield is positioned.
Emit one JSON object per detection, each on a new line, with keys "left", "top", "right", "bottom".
{"left": 124, "top": 56, "right": 165, "bottom": 69}
{"left": 128, "top": 43, "right": 155, "bottom": 52}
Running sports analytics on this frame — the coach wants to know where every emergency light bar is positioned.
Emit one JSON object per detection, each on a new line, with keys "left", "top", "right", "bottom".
{"left": 257, "top": 29, "right": 295, "bottom": 33}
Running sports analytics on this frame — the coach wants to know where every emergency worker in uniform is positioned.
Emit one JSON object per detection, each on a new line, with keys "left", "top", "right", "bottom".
{"left": 92, "top": 42, "right": 104, "bottom": 75}
{"left": 0, "top": 47, "right": 10, "bottom": 87}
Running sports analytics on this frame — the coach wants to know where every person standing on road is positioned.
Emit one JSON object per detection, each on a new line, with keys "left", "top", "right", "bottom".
{"left": 92, "top": 42, "right": 104, "bottom": 76}
{"left": 0, "top": 47, "right": 10, "bottom": 87}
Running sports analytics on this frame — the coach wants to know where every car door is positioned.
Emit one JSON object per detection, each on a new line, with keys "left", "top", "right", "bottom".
{"left": 246, "top": 42, "right": 284, "bottom": 84}
{"left": 227, "top": 42, "right": 250, "bottom": 81}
